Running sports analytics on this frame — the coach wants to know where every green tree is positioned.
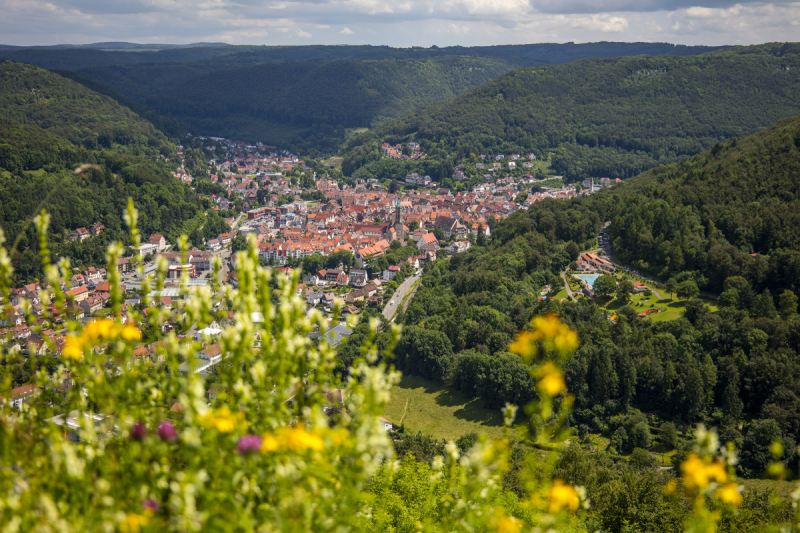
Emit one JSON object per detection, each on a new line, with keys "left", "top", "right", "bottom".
{"left": 658, "top": 422, "right": 679, "bottom": 450}
{"left": 394, "top": 326, "right": 454, "bottom": 380}
{"left": 676, "top": 279, "right": 700, "bottom": 300}
{"left": 778, "top": 289, "right": 798, "bottom": 317}
{"left": 740, "top": 419, "right": 784, "bottom": 477}
{"left": 231, "top": 234, "right": 247, "bottom": 252}
{"left": 593, "top": 275, "right": 617, "bottom": 300}
{"left": 617, "top": 278, "right": 634, "bottom": 304}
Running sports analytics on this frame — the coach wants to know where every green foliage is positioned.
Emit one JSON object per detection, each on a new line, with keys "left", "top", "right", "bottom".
{"left": 449, "top": 350, "right": 534, "bottom": 408}
{"left": 0, "top": 61, "right": 208, "bottom": 280}
{"left": 394, "top": 326, "right": 454, "bottom": 381}
{"left": 605, "top": 113, "right": 800, "bottom": 294}
{"left": 593, "top": 275, "right": 617, "bottom": 299}
{"left": 347, "top": 44, "right": 800, "bottom": 180}
{"left": 71, "top": 56, "right": 513, "bottom": 153}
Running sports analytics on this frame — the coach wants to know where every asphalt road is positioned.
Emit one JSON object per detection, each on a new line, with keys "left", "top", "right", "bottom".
{"left": 382, "top": 272, "right": 421, "bottom": 322}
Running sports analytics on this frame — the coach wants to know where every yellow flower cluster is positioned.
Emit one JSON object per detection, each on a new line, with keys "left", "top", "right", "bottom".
{"left": 548, "top": 479, "right": 581, "bottom": 513}
{"left": 509, "top": 316, "right": 577, "bottom": 399}
{"left": 681, "top": 453, "right": 728, "bottom": 491}
{"left": 534, "top": 362, "right": 567, "bottom": 397}
{"left": 261, "top": 427, "right": 325, "bottom": 453}
{"left": 508, "top": 315, "right": 578, "bottom": 360}
{"left": 681, "top": 452, "right": 742, "bottom": 507}
{"left": 715, "top": 482, "right": 743, "bottom": 507}
{"left": 199, "top": 406, "right": 245, "bottom": 433}
{"left": 494, "top": 513, "right": 522, "bottom": 533}
{"left": 62, "top": 319, "right": 142, "bottom": 360}
{"left": 120, "top": 512, "right": 150, "bottom": 533}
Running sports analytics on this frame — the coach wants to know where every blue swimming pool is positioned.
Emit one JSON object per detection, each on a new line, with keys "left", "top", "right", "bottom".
{"left": 574, "top": 273, "right": 601, "bottom": 288}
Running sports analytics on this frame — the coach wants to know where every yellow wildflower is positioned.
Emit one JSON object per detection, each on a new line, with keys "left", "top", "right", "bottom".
{"left": 548, "top": 480, "right": 580, "bottom": 513}
{"left": 62, "top": 335, "right": 84, "bottom": 360}
{"left": 278, "top": 427, "right": 324, "bottom": 452}
{"left": 536, "top": 362, "right": 566, "bottom": 397}
{"left": 705, "top": 461, "right": 728, "bottom": 485}
{"left": 260, "top": 434, "right": 279, "bottom": 452}
{"left": 553, "top": 328, "right": 579, "bottom": 354}
{"left": 84, "top": 318, "right": 115, "bottom": 340}
{"left": 715, "top": 483, "right": 743, "bottom": 507}
{"left": 495, "top": 514, "right": 521, "bottom": 533}
{"left": 532, "top": 315, "right": 562, "bottom": 339}
{"left": 327, "top": 428, "right": 350, "bottom": 446}
{"left": 510, "top": 315, "right": 579, "bottom": 359}
{"left": 508, "top": 331, "right": 535, "bottom": 358}
{"left": 120, "top": 512, "right": 149, "bottom": 533}
{"left": 199, "top": 406, "right": 243, "bottom": 433}
{"left": 121, "top": 324, "right": 142, "bottom": 342}
{"left": 681, "top": 453, "right": 727, "bottom": 491}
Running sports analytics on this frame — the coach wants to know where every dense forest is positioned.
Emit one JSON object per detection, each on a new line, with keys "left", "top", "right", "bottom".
{"left": 395, "top": 113, "right": 800, "bottom": 479}
{"left": 68, "top": 56, "right": 512, "bottom": 152}
{"left": 605, "top": 114, "right": 800, "bottom": 294}
{"left": 0, "top": 61, "right": 221, "bottom": 280}
{"left": 0, "top": 41, "right": 720, "bottom": 152}
{"left": 0, "top": 41, "right": 721, "bottom": 70}
{"left": 345, "top": 43, "right": 800, "bottom": 180}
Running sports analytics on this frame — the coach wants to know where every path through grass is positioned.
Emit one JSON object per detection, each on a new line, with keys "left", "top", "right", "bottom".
{"left": 384, "top": 374, "right": 511, "bottom": 440}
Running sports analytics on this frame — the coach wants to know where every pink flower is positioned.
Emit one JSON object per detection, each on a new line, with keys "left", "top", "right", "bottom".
{"left": 143, "top": 499, "right": 159, "bottom": 512}
{"left": 158, "top": 420, "right": 177, "bottom": 442}
{"left": 130, "top": 421, "right": 147, "bottom": 441}
{"left": 237, "top": 435, "right": 262, "bottom": 455}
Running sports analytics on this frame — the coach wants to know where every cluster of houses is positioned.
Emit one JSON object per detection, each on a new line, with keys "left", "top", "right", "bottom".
{"left": 175, "top": 139, "right": 306, "bottom": 212}
{"left": 381, "top": 142, "right": 423, "bottom": 160}
{"left": 68, "top": 222, "right": 104, "bottom": 242}
{"left": 576, "top": 252, "right": 615, "bottom": 274}
{"left": 234, "top": 180, "right": 486, "bottom": 270}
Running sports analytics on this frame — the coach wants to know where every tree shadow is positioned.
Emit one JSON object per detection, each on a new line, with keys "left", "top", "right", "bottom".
{"left": 398, "top": 373, "right": 505, "bottom": 427}
{"left": 452, "top": 402, "right": 505, "bottom": 426}
{"left": 437, "top": 388, "right": 504, "bottom": 426}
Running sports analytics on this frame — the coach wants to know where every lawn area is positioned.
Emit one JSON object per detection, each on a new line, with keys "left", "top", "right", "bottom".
{"left": 322, "top": 155, "right": 343, "bottom": 169}
{"left": 620, "top": 291, "right": 687, "bottom": 322}
{"left": 384, "top": 374, "right": 513, "bottom": 441}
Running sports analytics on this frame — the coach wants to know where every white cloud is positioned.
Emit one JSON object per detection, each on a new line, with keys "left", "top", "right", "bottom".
{"left": 570, "top": 14, "right": 630, "bottom": 32}
{"left": 0, "top": 0, "right": 798, "bottom": 46}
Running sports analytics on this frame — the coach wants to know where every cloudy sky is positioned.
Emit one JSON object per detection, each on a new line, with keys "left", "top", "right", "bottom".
{"left": 1, "top": 1, "right": 799, "bottom": 47}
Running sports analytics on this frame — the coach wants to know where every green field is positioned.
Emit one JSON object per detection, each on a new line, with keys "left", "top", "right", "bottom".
{"left": 609, "top": 290, "right": 688, "bottom": 322}
{"left": 384, "top": 374, "right": 513, "bottom": 440}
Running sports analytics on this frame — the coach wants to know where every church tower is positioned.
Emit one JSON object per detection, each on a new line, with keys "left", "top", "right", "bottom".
{"left": 394, "top": 197, "right": 405, "bottom": 242}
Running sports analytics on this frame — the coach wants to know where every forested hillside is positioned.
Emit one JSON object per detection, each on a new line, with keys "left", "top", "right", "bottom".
{"left": 347, "top": 43, "right": 800, "bottom": 180}
{"left": 397, "top": 113, "right": 800, "bottom": 479}
{"left": 70, "top": 56, "right": 512, "bottom": 152}
{"left": 0, "top": 61, "right": 220, "bottom": 279}
{"left": 0, "top": 41, "right": 720, "bottom": 152}
{"left": 0, "top": 41, "right": 719, "bottom": 70}
{"left": 606, "top": 114, "right": 800, "bottom": 294}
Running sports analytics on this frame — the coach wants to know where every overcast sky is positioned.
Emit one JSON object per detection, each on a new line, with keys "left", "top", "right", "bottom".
{"left": 1, "top": 1, "right": 799, "bottom": 47}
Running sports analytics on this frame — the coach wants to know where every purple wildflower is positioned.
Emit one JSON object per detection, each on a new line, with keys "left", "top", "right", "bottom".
{"left": 130, "top": 421, "right": 147, "bottom": 441}
{"left": 158, "top": 420, "right": 178, "bottom": 442}
{"left": 143, "top": 499, "right": 159, "bottom": 512}
{"left": 237, "top": 434, "right": 262, "bottom": 455}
